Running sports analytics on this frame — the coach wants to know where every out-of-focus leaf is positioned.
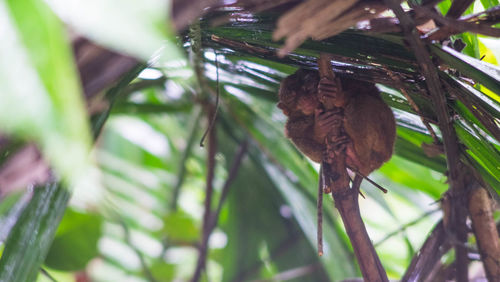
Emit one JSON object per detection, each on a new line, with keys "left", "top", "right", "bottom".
{"left": 217, "top": 126, "right": 337, "bottom": 281}
{"left": 0, "top": 183, "right": 70, "bottom": 282}
{"left": 478, "top": 38, "right": 498, "bottom": 65}
{"left": 162, "top": 211, "right": 200, "bottom": 242}
{"left": 47, "top": 0, "right": 186, "bottom": 68}
{"left": 0, "top": 19, "right": 148, "bottom": 280}
{"left": 378, "top": 155, "right": 448, "bottom": 199}
{"left": 480, "top": 0, "right": 499, "bottom": 10}
{"left": 99, "top": 119, "right": 171, "bottom": 171}
{"left": 44, "top": 208, "right": 103, "bottom": 271}
{"left": 112, "top": 102, "right": 192, "bottom": 114}
{"left": 150, "top": 261, "right": 175, "bottom": 282}
{"left": 0, "top": 191, "right": 32, "bottom": 245}
{"left": 437, "top": 0, "right": 452, "bottom": 14}
{"left": 394, "top": 136, "right": 448, "bottom": 174}
{"left": 219, "top": 93, "right": 358, "bottom": 280}
{"left": 0, "top": 191, "right": 23, "bottom": 217}
{"left": 1, "top": 0, "right": 92, "bottom": 186}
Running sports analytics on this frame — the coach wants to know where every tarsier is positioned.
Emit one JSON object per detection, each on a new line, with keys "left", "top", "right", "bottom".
{"left": 278, "top": 62, "right": 395, "bottom": 277}
{"left": 278, "top": 68, "right": 396, "bottom": 181}
{"left": 278, "top": 66, "right": 396, "bottom": 257}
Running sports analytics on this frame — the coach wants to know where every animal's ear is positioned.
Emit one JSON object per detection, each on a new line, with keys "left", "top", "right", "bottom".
{"left": 277, "top": 102, "right": 289, "bottom": 116}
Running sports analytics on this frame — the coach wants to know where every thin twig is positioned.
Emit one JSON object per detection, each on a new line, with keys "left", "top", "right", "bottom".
{"left": 414, "top": 5, "right": 500, "bottom": 38}
{"left": 462, "top": 5, "right": 500, "bottom": 26}
{"left": 192, "top": 104, "right": 218, "bottom": 282}
{"left": 375, "top": 208, "right": 439, "bottom": 247}
{"left": 384, "top": 1, "right": 469, "bottom": 281}
{"left": 353, "top": 170, "right": 388, "bottom": 194}
{"left": 192, "top": 140, "right": 248, "bottom": 282}
{"left": 317, "top": 165, "right": 324, "bottom": 256}
{"left": 170, "top": 107, "right": 203, "bottom": 211}
{"left": 235, "top": 233, "right": 300, "bottom": 281}
{"left": 40, "top": 268, "right": 58, "bottom": 282}
{"left": 425, "top": 5, "right": 500, "bottom": 40}
{"left": 402, "top": 221, "right": 451, "bottom": 282}
{"left": 119, "top": 220, "right": 157, "bottom": 282}
{"left": 200, "top": 50, "right": 221, "bottom": 147}
{"left": 208, "top": 140, "right": 248, "bottom": 232}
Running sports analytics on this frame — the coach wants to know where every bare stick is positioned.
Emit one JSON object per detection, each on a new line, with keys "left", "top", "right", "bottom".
{"left": 353, "top": 170, "right": 388, "bottom": 194}
{"left": 200, "top": 50, "right": 221, "bottom": 147}
{"left": 375, "top": 208, "right": 439, "bottom": 247}
{"left": 208, "top": 140, "right": 248, "bottom": 232}
{"left": 402, "top": 221, "right": 451, "bottom": 281}
{"left": 120, "top": 220, "right": 157, "bottom": 282}
{"left": 192, "top": 105, "right": 217, "bottom": 282}
{"left": 170, "top": 109, "right": 203, "bottom": 211}
{"left": 317, "top": 165, "right": 324, "bottom": 256}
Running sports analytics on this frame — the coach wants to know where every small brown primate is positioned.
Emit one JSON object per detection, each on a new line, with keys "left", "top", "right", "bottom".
{"left": 277, "top": 69, "right": 324, "bottom": 163}
{"left": 278, "top": 68, "right": 396, "bottom": 177}
{"left": 279, "top": 63, "right": 395, "bottom": 278}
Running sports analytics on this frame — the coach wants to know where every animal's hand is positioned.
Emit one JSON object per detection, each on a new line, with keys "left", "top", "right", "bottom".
{"left": 313, "top": 107, "right": 343, "bottom": 143}
{"left": 318, "top": 77, "right": 346, "bottom": 108}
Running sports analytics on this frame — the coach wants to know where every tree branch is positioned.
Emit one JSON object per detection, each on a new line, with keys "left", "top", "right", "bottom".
{"left": 383, "top": 1, "right": 469, "bottom": 281}
{"left": 318, "top": 54, "right": 388, "bottom": 282}
{"left": 414, "top": 5, "right": 500, "bottom": 38}
{"left": 468, "top": 184, "right": 500, "bottom": 281}
{"left": 170, "top": 107, "right": 203, "bottom": 211}
{"left": 445, "top": 0, "right": 474, "bottom": 19}
{"left": 374, "top": 208, "right": 439, "bottom": 247}
{"left": 425, "top": 5, "right": 500, "bottom": 40}
{"left": 402, "top": 220, "right": 451, "bottom": 281}
{"left": 119, "top": 220, "right": 157, "bottom": 282}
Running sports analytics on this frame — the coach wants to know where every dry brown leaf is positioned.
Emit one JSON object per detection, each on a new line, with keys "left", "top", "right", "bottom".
{"left": 274, "top": 0, "right": 388, "bottom": 56}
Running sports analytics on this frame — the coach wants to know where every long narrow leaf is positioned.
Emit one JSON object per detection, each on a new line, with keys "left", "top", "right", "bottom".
{"left": 0, "top": 183, "right": 70, "bottom": 282}
{"left": 2, "top": 0, "right": 92, "bottom": 185}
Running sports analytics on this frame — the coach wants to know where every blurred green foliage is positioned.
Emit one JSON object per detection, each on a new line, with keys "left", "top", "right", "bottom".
{"left": 0, "top": 0, "right": 499, "bottom": 281}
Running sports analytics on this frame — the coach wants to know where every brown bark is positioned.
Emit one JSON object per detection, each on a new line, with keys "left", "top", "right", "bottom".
{"left": 384, "top": 1, "right": 470, "bottom": 281}
{"left": 468, "top": 186, "right": 500, "bottom": 281}
{"left": 402, "top": 221, "right": 451, "bottom": 281}
{"left": 334, "top": 176, "right": 388, "bottom": 282}
{"left": 318, "top": 54, "right": 388, "bottom": 282}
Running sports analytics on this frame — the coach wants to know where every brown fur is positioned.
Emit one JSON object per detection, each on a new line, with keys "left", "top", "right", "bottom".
{"left": 278, "top": 69, "right": 396, "bottom": 176}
